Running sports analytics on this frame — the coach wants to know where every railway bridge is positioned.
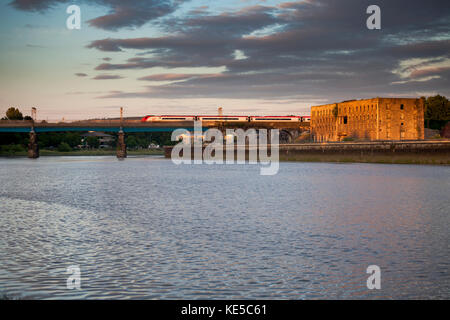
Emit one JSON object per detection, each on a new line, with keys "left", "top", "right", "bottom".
{"left": 0, "top": 119, "right": 310, "bottom": 158}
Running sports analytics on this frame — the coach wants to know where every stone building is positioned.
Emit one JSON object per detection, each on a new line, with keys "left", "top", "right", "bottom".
{"left": 311, "top": 98, "right": 424, "bottom": 142}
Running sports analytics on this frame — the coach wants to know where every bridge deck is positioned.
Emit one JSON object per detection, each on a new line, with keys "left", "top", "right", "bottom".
{"left": 0, "top": 120, "right": 309, "bottom": 133}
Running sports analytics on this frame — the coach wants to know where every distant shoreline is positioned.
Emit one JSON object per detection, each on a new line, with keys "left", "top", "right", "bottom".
{"left": 1, "top": 141, "right": 449, "bottom": 165}
{"left": 278, "top": 154, "right": 450, "bottom": 165}
{"left": 0, "top": 149, "right": 165, "bottom": 157}
{"left": 0, "top": 153, "right": 448, "bottom": 165}
{"left": 163, "top": 140, "right": 450, "bottom": 165}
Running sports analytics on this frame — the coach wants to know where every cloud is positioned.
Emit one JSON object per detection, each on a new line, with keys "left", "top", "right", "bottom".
{"left": 75, "top": 73, "right": 88, "bottom": 77}
{"left": 138, "top": 74, "right": 198, "bottom": 82}
{"left": 10, "top": 0, "right": 184, "bottom": 30}
{"left": 10, "top": 0, "right": 65, "bottom": 11}
{"left": 92, "top": 74, "right": 124, "bottom": 80}
{"left": 15, "top": 0, "right": 450, "bottom": 103}
{"left": 410, "top": 67, "right": 450, "bottom": 79}
{"left": 138, "top": 73, "right": 226, "bottom": 82}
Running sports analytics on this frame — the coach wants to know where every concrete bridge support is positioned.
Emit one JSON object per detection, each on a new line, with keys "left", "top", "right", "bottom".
{"left": 117, "top": 130, "right": 127, "bottom": 158}
{"left": 28, "top": 130, "right": 39, "bottom": 159}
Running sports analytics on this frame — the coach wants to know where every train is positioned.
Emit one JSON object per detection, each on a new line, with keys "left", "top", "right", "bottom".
{"left": 141, "top": 115, "right": 311, "bottom": 122}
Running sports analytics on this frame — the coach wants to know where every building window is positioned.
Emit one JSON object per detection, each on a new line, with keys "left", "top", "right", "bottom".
{"left": 401, "top": 122, "right": 404, "bottom": 126}
{"left": 344, "top": 116, "right": 348, "bottom": 124}
{"left": 400, "top": 104, "right": 404, "bottom": 110}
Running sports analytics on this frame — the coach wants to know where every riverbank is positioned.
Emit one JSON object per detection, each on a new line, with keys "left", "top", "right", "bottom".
{"left": 278, "top": 140, "right": 450, "bottom": 164}
{"left": 2, "top": 141, "right": 449, "bottom": 165}
{"left": 278, "top": 153, "right": 449, "bottom": 165}
{"left": 0, "top": 149, "right": 164, "bottom": 157}
{"left": 164, "top": 140, "right": 450, "bottom": 165}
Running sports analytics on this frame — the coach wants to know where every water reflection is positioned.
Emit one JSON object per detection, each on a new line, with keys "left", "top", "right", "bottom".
{"left": 0, "top": 157, "right": 449, "bottom": 299}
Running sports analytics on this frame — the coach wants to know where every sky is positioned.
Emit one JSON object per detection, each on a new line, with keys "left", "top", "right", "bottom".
{"left": 0, "top": 0, "right": 449, "bottom": 120}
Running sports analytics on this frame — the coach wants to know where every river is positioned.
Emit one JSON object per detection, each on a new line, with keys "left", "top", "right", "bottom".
{"left": 0, "top": 156, "right": 448, "bottom": 299}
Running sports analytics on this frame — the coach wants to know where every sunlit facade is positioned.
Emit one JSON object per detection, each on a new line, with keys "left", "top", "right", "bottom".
{"left": 311, "top": 98, "right": 425, "bottom": 142}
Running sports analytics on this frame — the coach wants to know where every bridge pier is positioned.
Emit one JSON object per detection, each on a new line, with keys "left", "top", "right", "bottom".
{"left": 117, "top": 129, "right": 127, "bottom": 159}
{"left": 28, "top": 129, "right": 39, "bottom": 159}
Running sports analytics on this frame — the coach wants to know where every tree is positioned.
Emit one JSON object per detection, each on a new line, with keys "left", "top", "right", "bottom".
{"left": 57, "top": 142, "right": 72, "bottom": 152}
{"left": 63, "top": 132, "right": 81, "bottom": 148}
{"left": 126, "top": 136, "right": 138, "bottom": 149}
{"left": 5, "top": 107, "right": 23, "bottom": 120}
{"left": 423, "top": 95, "right": 450, "bottom": 129}
{"left": 86, "top": 136, "right": 99, "bottom": 148}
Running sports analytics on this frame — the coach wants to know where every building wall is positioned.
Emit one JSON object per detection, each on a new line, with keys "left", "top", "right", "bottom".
{"left": 311, "top": 98, "right": 424, "bottom": 142}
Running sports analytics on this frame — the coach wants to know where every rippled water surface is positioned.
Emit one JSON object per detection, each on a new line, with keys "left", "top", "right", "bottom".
{"left": 0, "top": 156, "right": 449, "bottom": 299}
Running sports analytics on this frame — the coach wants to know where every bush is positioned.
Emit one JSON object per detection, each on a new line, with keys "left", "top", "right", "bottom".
{"left": 85, "top": 136, "right": 99, "bottom": 148}
{"left": 11, "top": 144, "right": 26, "bottom": 152}
{"left": 343, "top": 137, "right": 354, "bottom": 142}
{"left": 57, "top": 142, "right": 72, "bottom": 152}
{"left": 0, "top": 144, "right": 26, "bottom": 154}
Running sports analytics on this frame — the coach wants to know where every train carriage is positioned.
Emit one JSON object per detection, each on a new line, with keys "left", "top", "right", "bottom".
{"left": 141, "top": 115, "right": 196, "bottom": 122}
{"left": 197, "top": 115, "right": 249, "bottom": 122}
{"left": 141, "top": 114, "right": 311, "bottom": 123}
{"left": 249, "top": 116, "right": 302, "bottom": 122}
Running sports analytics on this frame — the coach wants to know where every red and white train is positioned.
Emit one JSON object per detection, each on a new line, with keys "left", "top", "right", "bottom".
{"left": 141, "top": 115, "right": 311, "bottom": 123}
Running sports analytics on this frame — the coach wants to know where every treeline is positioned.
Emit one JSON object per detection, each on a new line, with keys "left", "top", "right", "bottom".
{"left": 0, "top": 131, "right": 175, "bottom": 151}
{"left": 422, "top": 95, "right": 450, "bottom": 130}
{"left": 1, "top": 107, "right": 32, "bottom": 121}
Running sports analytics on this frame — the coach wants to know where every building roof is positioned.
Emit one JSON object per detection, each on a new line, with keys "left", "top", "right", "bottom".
{"left": 311, "top": 97, "right": 420, "bottom": 108}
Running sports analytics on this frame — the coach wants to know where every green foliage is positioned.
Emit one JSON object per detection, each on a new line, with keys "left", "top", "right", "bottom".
{"left": 63, "top": 132, "right": 82, "bottom": 147}
{"left": 343, "top": 137, "right": 354, "bottom": 142}
{"left": 86, "top": 136, "right": 100, "bottom": 148}
{"left": 122, "top": 132, "right": 173, "bottom": 148}
{"left": 0, "top": 129, "right": 176, "bottom": 156}
{"left": 0, "top": 144, "right": 26, "bottom": 154}
{"left": 0, "top": 133, "right": 28, "bottom": 146}
{"left": 125, "top": 135, "right": 138, "bottom": 149}
{"left": 423, "top": 95, "right": 450, "bottom": 129}
{"left": 57, "top": 142, "right": 72, "bottom": 152}
{"left": 5, "top": 107, "right": 23, "bottom": 120}
{"left": 37, "top": 132, "right": 81, "bottom": 149}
